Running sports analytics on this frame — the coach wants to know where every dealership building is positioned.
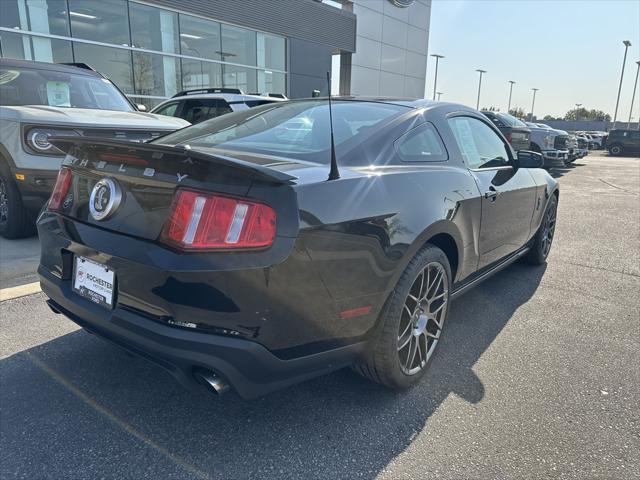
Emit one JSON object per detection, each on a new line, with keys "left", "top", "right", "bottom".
{"left": 0, "top": 0, "right": 431, "bottom": 108}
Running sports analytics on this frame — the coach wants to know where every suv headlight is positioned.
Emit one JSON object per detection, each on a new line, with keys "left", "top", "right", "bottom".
{"left": 23, "top": 126, "right": 80, "bottom": 156}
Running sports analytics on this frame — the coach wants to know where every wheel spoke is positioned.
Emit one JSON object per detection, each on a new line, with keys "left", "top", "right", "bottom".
{"left": 398, "top": 330, "right": 412, "bottom": 351}
{"left": 407, "top": 336, "right": 418, "bottom": 370}
{"left": 417, "top": 335, "right": 424, "bottom": 364}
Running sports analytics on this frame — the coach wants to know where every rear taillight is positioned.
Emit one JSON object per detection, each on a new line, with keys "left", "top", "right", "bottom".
{"left": 161, "top": 189, "right": 277, "bottom": 251}
{"left": 504, "top": 132, "right": 512, "bottom": 143}
{"left": 48, "top": 167, "right": 72, "bottom": 211}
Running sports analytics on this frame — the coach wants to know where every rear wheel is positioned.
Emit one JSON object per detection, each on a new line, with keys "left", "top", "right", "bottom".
{"left": 354, "top": 244, "right": 451, "bottom": 390}
{"left": 524, "top": 195, "right": 557, "bottom": 265}
{"left": 609, "top": 144, "right": 623, "bottom": 156}
{"left": 0, "top": 164, "right": 35, "bottom": 239}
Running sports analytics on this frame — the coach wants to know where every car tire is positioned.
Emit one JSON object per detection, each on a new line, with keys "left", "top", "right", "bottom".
{"left": 523, "top": 195, "right": 557, "bottom": 265}
{"left": 0, "top": 164, "right": 35, "bottom": 239}
{"left": 608, "top": 144, "right": 623, "bottom": 156}
{"left": 353, "top": 244, "right": 451, "bottom": 390}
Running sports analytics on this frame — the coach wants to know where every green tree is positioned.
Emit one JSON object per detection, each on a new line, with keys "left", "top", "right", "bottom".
{"left": 509, "top": 107, "right": 526, "bottom": 119}
{"left": 564, "top": 108, "right": 611, "bottom": 121}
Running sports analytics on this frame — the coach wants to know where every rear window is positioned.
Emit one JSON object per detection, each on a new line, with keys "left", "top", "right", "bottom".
{"left": 0, "top": 66, "right": 132, "bottom": 111}
{"left": 495, "top": 112, "right": 527, "bottom": 127}
{"left": 156, "top": 100, "right": 407, "bottom": 164}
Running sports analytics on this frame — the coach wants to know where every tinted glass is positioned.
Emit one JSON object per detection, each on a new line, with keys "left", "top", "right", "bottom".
{"left": 130, "top": 3, "right": 179, "bottom": 53}
{"left": 0, "top": 66, "right": 132, "bottom": 110}
{"left": 68, "top": 0, "right": 130, "bottom": 46}
{"left": 73, "top": 43, "right": 133, "bottom": 93}
{"left": 257, "top": 33, "right": 285, "bottom": 71}
{"left": 156, "top": 100, "right": 407, "bottom": 164}
{"left": 181, "top": 99, "right": 233, "bottom": 124}
{"left": 0, "top": 32, "right": 72, "bottom": 63}
{"left": 222, "top": 65, "right": 257, "bottom": 93}
{"left": 396, "top": 123, "right": 448, "bottom": 162}
{"left": 449, "top": 117, "right": 510, "bottom": 169}
{"left": 181, "top": 59, "right": 222, "bottom": 90}
{"left": 496, "top": 112, "right": 527, "bottom": 127}
{"left": 179, "top": 14, "right": 221, "bottom": 61}
{"left": 0, "top": 0, "right": 70, "bottom": 36}
{"left": 221, "top": 24, "right": 256, "bottom": 66}
{"left": 133, "top": 52, "right": 180, "bottom": 97}
{"left": 0, "top": 31, "right": 30, "bottom": 60}
{"left": 153, "top": 102, "right": 179, "bottom": 117}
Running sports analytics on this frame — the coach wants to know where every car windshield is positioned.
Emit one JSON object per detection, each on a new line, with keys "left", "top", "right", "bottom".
{"left": 495, "top": 112, "right": 527, "bottom": 127}
{"left": 156, "top": 99, "right": 408, "bottom": 163}
{"left": 0, "top": 66, "right": 133, "bottom": 111}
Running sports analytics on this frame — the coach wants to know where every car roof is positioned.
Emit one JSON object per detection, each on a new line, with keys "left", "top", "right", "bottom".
{"left": 166, "top": 92, "right": 284, "bottom": 102}
{"left": 0, "top": 57, "right": 101, "bottom": 77}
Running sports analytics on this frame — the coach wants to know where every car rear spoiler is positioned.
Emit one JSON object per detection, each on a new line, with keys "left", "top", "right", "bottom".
{"left": 49, "top": 137, "right": 297, "bottom": 185}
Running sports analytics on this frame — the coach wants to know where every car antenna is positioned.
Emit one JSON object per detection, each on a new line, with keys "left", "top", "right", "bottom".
{"left": 326, "top": 71, "right": 340, "bottom": 180}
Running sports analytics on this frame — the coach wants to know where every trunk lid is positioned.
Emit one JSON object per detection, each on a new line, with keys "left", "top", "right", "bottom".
{"left": 50, "top": 138, "right": 299, "bottom": 242}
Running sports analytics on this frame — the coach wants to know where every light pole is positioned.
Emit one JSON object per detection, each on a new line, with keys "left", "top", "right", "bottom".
{"left": 628, "top": 61, "right": 640, "bottom": 129}
{"left": 507, "top": 80, "right": 515, "bottom": 111}
{"left": 530, "top": 88, "right": 539, "bottom": 121}
{"left": 613, "top": 40, "right": 632, "bottom": 128}
{"left": 436, "top": 92, "right": 443, "bottom": 101}
{"left": 575, "top": 103, "right": 582, "bottom": 122}
{"left": 431, "top": 54, "right": 444, "bottom": 101}
{"left": 475, "top": 69, "right": 486, "bottom": 110}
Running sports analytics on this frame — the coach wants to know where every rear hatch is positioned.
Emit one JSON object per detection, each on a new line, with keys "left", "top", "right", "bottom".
{"left": 49, "top": 138, "right": 300, "bottom": 243}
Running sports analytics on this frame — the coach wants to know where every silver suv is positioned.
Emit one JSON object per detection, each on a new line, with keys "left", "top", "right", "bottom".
{"left": 0, "top": 58, "right": 189, "bottom": 238}
{"left": 151, "top": 88, "right": 285, "bottom": 125}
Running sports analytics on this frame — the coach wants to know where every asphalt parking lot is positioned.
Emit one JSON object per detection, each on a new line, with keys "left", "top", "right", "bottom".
{"left": 1, "top": 153, "right": 638, "bottom": 479}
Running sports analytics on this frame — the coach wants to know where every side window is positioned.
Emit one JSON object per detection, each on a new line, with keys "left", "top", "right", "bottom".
{"left": 448, "top": 117, "right": 511, "bottom": 169}
{"left": 183, "top": 99, "right": 233, "bottom": 124}
{"left": 154, "top": 102, "right": 179, "bottom": 117}
{"left": 395, "top": 123, "right": 448, "bottom": 162}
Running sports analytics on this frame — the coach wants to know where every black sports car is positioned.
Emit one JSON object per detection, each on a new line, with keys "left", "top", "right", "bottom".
{"left": 37, "top": 98, "right": 558, "bottom": 399}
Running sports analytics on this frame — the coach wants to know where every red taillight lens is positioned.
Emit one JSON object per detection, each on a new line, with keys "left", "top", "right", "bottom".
{"left": 504, "top": 132, "right": 512, "bottom": 143}
{"left": 161, "top": 189, "right": 277, "bottom": 250}
{"left": 48, "top": 167, "right": 72, "bottom": 210}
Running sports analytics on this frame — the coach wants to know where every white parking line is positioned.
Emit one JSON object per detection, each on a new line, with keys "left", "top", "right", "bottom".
{"left": 0, "top": 282, "right": 42, "bottom": 302}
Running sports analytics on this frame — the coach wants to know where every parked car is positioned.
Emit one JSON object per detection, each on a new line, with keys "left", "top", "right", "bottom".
{"left": 151, "top": 88, "right": 286, "bottom": 124}
{"left": 575, "top": 134, "right": 590, "bottom": 158}
{"left": 525, "top": 122, "right": 570, "bottom": 168}
{"left": 566, "top": 134, "right": 579, "bottom": 162}
{"left": 587, "top": 131, "right": 607, "bottom": 149}
{"left": 0, "top": 58, "right": 190, "bottom": 238}
{"left": 606, "top": 129, "right": 640, "bottom": 156}
{"left": 481, "top": 111, "right": 531, "bottom": 151}
{"left": 38, "top": 98, "right": 558, "bottom": 399}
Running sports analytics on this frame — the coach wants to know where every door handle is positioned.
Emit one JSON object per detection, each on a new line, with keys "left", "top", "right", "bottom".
{"left": 484, "top": 187, "right": 501, "bottom": 200}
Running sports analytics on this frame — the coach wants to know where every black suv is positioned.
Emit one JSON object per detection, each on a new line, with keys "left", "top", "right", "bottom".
{"left": 607, "top": 129, "right": 640, "bottom": 156}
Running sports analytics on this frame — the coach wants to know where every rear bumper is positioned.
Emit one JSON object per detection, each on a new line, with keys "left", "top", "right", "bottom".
{"left": 39, "top": 268, "right": 365, "bottom": 398}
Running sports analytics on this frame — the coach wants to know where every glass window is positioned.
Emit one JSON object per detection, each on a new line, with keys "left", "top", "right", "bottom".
{"left": 180, "top": 99, "right": 233, "bottom": 124}
{"left": 222, "top": 65, "right": 257, "bottom": 93}
{"left": 0, "top": 65, "right": 132, "bottom": 110}
{"left": 449, "top": 117, "right": 511, "bottom": 169}
{"left": 68, "top": 0, "right": 130, "bottom": 46}
{"left": 153, "top": 101, "right": 180, "bottom": 117}
{"left": 179, "top": 14, "right": 221, "bottom": 61}
{"left": 130, "top": 3, "right": 179, "bottom": 53}
{"left": 257, "top": 33, "right": 285, "bottom": 71}
{"left": 221, "top": 24, "right": 256, "bottom": 66}
{"left": 156, "top": 100, "right": 408, "bottom": 164}
{"left": 181, "top": 59, "right": 221, "bottom": 90}
{"left": 0, "top": 31, "right": 32, "bottom": 60}
{"left": 495, "top": 112, "right": 527, "bottom": 127}
{"left": 73, "top": 43, "right": 133, "bottom": 93}
{"left": 1, "top": 0, "right": 26, "bottom": 29}
{"left": 257, "top": 70, "right": 285, "bottom": 95}
{"left": 395, "top": 123, "right": 448, "bottom": 162}
{"left": 28, "top": 0, "right": 70, "bottom": 36}
{"left": 133, "top": 52, "right": 180, "bottom": 97}
{"left": 128, "top": 95, "right": 165, "bottom": 111}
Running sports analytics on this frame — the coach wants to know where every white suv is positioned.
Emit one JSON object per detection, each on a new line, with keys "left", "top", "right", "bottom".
{"left": 151, "top": 88, "right": 286, "bottom": 125}
{"left": 0, "top": 58, "right": 189, "bottom": 238}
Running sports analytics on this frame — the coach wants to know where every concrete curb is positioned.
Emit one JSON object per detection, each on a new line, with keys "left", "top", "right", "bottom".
{"left": 0, "top": 282, "right": 42, "bottom": 302}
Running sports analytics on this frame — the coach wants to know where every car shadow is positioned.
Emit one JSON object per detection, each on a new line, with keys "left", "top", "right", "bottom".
{"left": 1, "top": 262, "right": 546, "bottom": 479}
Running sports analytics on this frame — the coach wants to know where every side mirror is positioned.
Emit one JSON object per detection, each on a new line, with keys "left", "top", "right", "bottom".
{"left": 516, "top": 150, "right": 544, "bottom": 168}
{"left": 136, "top": 103, "right": 147, "bottom": 112}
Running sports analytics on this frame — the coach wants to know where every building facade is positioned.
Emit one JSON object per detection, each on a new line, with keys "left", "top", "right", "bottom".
{"left": 0, "top": 0, "right": 431, "bottom": 107}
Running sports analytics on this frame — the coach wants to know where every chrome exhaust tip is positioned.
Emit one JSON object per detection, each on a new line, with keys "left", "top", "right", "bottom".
{"left": 193, "top": 369, "right": 230, "bottom": 396}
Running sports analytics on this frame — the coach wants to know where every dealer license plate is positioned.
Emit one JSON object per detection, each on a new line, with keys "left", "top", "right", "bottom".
{"left": 72, "top": 256, "right": 115, "bottom": 308}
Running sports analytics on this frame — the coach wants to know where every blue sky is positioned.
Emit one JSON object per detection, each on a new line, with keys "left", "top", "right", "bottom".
{"left": 426, "top": 0, "right": 640, "bottom": 118}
